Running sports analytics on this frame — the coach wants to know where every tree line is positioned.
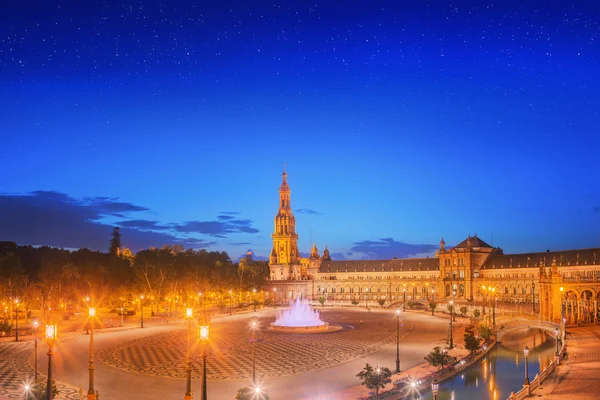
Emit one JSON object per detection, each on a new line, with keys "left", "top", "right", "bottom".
{"left": 0, "top": 228, "right": 269, "bottom": 319}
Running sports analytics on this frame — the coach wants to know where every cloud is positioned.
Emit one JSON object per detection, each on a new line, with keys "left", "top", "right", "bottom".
{"left": 172, "top": 219, "right": 259, "bottom": 235}
{"left": 0, "top": 191, "right": 215, "bottom": 252}
{"left": 295, "top": 208, "right": 322, "bottom": 215}
{"left": 330, "top": 252, "right": 347, "bottom": 260}
{"left": 219, "top": 211, "right": 240, "bottom": 215}
{"left": 350, "top": 238, "right": 438, "bottom": 260}
{"left": 120, "top": 220, "right": 170, "bottom": 230}
{"left": 232, "top": 242, "right": 252, "bottom": 245}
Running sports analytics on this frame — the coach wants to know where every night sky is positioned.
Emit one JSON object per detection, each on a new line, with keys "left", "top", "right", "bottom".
{"left": 1, "top": 1, "right": 599, "bottom": 261}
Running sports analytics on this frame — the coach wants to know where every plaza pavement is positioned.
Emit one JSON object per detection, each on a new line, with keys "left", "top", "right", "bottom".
{"left": 1, "top": 306, "right": 453, "bottom": 400}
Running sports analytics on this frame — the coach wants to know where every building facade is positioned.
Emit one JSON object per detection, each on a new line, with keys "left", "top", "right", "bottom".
{"left": 264, "top": 170, "right": 600, "bottom": 325}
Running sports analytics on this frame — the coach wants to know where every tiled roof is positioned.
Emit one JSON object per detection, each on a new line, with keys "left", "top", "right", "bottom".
{"left": 454, "top": 235, "right": 493, "bottom": 249}
{"left": 481, "top": 248, "right": 600, "bottom": 269}
{"left": 318, "top": 258, "right": 439, "bottom": 273}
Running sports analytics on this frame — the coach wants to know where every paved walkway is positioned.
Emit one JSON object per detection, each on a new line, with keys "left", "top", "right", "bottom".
{"left": 527, "top": 324, "right": 600, "bottom": 400}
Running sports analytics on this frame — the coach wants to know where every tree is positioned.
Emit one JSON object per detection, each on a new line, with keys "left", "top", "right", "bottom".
{"left": 407, "top": 301, "right": 415, "bottom": 309}
{"left": 460, "top": 306, "right": 468, "bottom": 317}
{"left": 235, "top": 387, "right": 270, "bottom": 400}
{"left": 429, "top": 302, "right": 437, "bottom": 313}
{"left": 356, "top": 364, "right": 392, "bottom": 399}
{"left": 351, "top": 298, "right": 359, "bottom": 306}
{"left": 109, "top": 227, "right": 121, "bottom": 256}
{"left": 447, "top": 303, "right": 454, "bottom": 314}
{"left": 424, "top": 346, "right": 455, "bottom": 370}
{"left": 472, "top": 309, "right": 481, "bottom": 320}
{"left": 377, "top": 299, "right": 386, "bottom": 307}
{"left": 464, "top": 330, "right": 481, "bottom": 354}
{"left": 318, "top": 296, "right": 326, "bottom": 307}
{"left": 478, "top": 324, "right": 493, "bottom": 341}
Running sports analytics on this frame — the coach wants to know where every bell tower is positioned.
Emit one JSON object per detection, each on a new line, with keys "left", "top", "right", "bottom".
{"left": 270, "top": 167, "right": 300, "bottom": 267}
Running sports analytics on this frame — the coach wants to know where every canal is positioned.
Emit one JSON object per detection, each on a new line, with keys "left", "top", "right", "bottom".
{"left": 421, "top": 327, "right": 557, "bottom": 400}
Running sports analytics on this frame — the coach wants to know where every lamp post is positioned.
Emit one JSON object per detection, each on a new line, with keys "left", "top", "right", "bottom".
{"left": 531, "top": 281, "right": 536, "bottom": 313}
{"left": 140, "top": 295, "right": 144, "bottom": 328}
{"left": 185, "top": 308, "right": 193, "bottom": 400}
{"left": 365, "top": 288, "right": 369, "bottom": 309}
{"left": 402, "top": 288, "right": 406, "bottom": 309}
{"left": 14, "top": 298, "right": 19, "bottom": 342}
{"left": 431, "top": 289, "right": 435, "bottom": 316}
{"left": 491, "top": 288, "right": 496, "bottom": 329}
{"left": 441, "top": 349, "right": 447, "bottom": 371}
{"left": 120, "top": 307, "right": 124, "bottom": 327}
{"left": 253, "top": 289, "right": 257, "bottom": 312}
{"left": 32, "top": 319, "right": 39, "bottom": 382}
{"left": 45, "top": 324, "right": 57, "bottom": 400}
{"left": 87, "top": 307, "right": 97, "bottom": 400}
{"left": 229, "top": 290, "right": 233, "bottom": 316}
{"left": 395, "top": 307, "right": 401, "bottom": 373}
{"left": 250, "top": 317, "right": 259, "bottom": 384}
{"left": 449, "top": 299, "right": 454, "bottom": 349}
{"left": 523, "top": 346, "right": 530, "bottom": 385}
{"left": 560, "top": 286, "right": 565, "bottom": 337}
{"left": 431, "top": 379, "right": 439, "bottom": 400}
{"left": 481, "top": 285, "right": 487, "bottom": 320}
{"left": 199, "top": 324, "right": 209, "bottom": 400}
{"left": 554, "top": 327, "right": 559, "bottom": 356}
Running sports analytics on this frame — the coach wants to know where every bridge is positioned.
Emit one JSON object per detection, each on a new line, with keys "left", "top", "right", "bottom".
{"left": 496, "top": 318, "right": 560, "bottom": 342}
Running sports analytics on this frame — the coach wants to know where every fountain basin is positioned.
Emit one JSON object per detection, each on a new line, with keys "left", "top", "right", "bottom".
{"left": 268, "top": 322, "right": 342, "bottom": 333}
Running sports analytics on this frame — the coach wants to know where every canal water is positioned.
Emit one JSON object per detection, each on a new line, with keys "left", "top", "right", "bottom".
{"left": 419, "top": 328, "right": 557, "bottom": 400}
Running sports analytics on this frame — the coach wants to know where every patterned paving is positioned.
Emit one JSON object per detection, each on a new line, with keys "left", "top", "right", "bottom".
{"left": 0, "top": 341, "right": 82, "bottom": 400}
{"left": 99, "top": 310, "right": 413, "bottom": 381}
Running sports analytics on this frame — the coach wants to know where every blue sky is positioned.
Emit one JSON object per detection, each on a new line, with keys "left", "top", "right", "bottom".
{"left": 1, "top": 1, "right": 599, "bottom": 260}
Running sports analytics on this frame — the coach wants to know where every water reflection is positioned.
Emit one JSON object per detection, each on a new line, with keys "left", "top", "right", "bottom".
{"left": 419, "top": 328, "right": 555, "bottom": 400}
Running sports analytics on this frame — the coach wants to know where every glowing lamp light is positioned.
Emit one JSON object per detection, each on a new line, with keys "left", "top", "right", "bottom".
{"left": 395, "top": 307, "right": 401, "bottom": 317}
{"left": 46, "top": 325, "right": 57, "bottom": 340}
{"left": 140, "top": 295, "right": 144, "bottom": 300}
{"left": 85, "top": 297, "right": 90, "bottom": 302}
{"left": 32, "top": 320, "right": 39, "bottom": 329}
{"left": 523, "top": 346, "right": 529, "bottom": 357}
{"left": 254, "top": 386, "right": 261, "bottom": 394}
{"left": 199, "top": 325, "right": 209, "bottom": 341}
{"left": 89, "top": 307, "right": 96, "bottom": 317}
{"left": 555, "top": 328, "right": 559, "bottom": 336}
{"left": 560, "top": 286, "right": 564, "bottom": 292}
{"left": 186, "top": 308, "right": 193, "bottom": 318}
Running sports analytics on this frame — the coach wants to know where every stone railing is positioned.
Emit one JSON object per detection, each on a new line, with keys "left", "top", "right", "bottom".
{"left": 507, "top": 342, "right": 566, "bottom": 400}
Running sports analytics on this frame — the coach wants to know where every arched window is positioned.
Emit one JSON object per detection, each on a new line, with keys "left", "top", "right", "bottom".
{"left": 473, "top": 270, "right": 480, "bottom": 278}
{"left": 452, "top": 270, "right": 457, "bottom": 279}
{"left": 459, "top": 270, "right": 465, "bottom": 278}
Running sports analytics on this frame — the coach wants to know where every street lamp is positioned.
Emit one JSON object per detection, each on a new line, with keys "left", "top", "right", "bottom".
{"left": 491, "top": 287, "right": 496, "bottom": 329}
{"left": 395, "top": 307, "right": 401, "bottom": 373}
{"left": 523, "top": 346, "right": 530, "bottom": 385}
{"left": 250, "top": 317, "right": 259, "bottom": 384}
{"left": 253, "top": 289, "right": 257, "bottom": 312}
{"left": 441, "top": 348, "right": 447, "bottom": 371}
{"left": 199, "top": 324, "right": 210, "bottom": 400}
{"left": 229, "top": 290, "right": 233, "bottom": 316}
{"left": 431, "top": 290, "right": 435, "bottom": 316}
{"left": 45, "top": 324, "right": 57, "bottom": 400}
{"left": 87, "top": 307, "right": 97, "bottom": 400}
{"left": 32, "top": 319, "right": 39, "bottom": 382}
{"left": 185, "top": 308, "right": 193, "bottom": 400}
{"left": 403, "top": 287, "right": 406, "bottom": 308}
{"left": 14, "top": 298, "right": 19, "bottom": 342}
{"left": 431, "top": 379, "right": 439, "bottom": 400}
{"left": 554, "top": 327, "right": 560, "bottom": 356}
{"left": 449, "top": 299, "right": 454, "bottom": 349}
{"left": 140, "top": 295, "right": 145, "bottom": 328}
{"left": 560, "top": 286, "right": 565, "bottom": 335}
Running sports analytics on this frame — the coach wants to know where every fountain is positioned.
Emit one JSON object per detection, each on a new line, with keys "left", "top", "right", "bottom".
{"left": 269, "top": 298, "right": 341, "bottom": 333}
